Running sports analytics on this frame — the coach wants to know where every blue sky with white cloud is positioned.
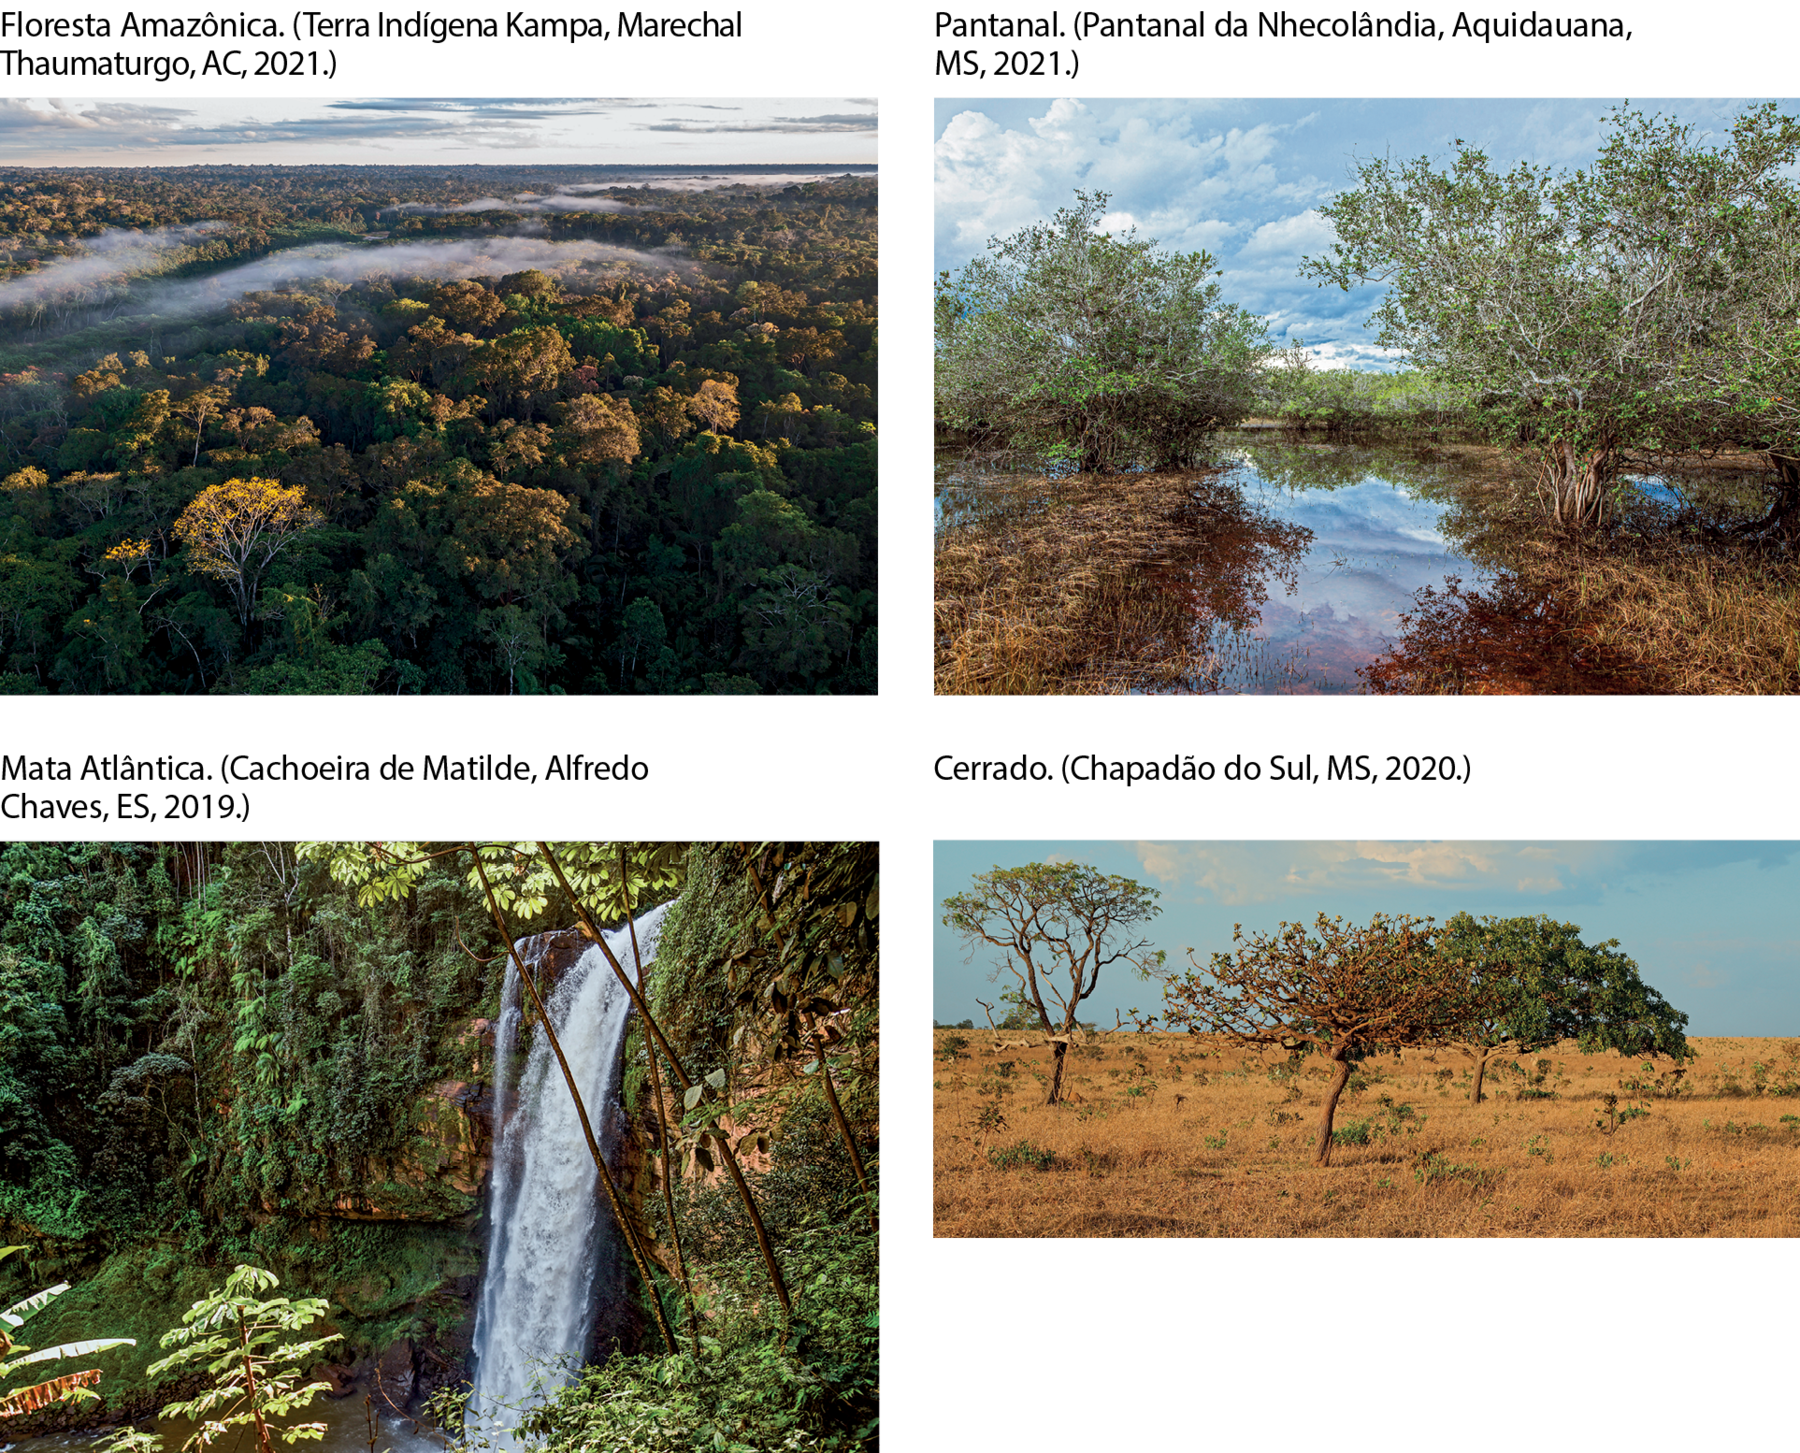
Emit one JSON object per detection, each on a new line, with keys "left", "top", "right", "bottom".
{"left": 0, "top": 97, "right": 878, "bottom": 166}
{"left": 934, "top": 98, "right": 1788, "bottom": 367}
{"left": 934, "top": 841, "right": 1800, "bottom": 1036}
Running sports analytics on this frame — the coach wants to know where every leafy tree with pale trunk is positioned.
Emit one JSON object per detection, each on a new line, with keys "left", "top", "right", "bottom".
{"left": 686, "top": 377, "right": 741, "bottom": 434}
{"left": 941, "top": 862, "right": 1164, "bottom": 1105}
{"left": 1161, "top": 913, "right": 1494, "bottom": 1165}
{"left": 1304, "top": 103, "right": 1800, "bottom": 528}
{"left": 172, "top": 387, "right": 230, "bottom": 465}
{"left": 1434, "top": 912, "right": 1691, "bottom": 1104}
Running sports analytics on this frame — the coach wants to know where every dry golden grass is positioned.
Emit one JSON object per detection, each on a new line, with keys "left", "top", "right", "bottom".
{"left": 934, "top": 1028, "right": 1800, "bottom": 1237}
{"left": 1546, "top": 540, "right": 1800, "bottom": 694}
{"left": 934, "top": 471, "right": 1204, "bottom": 694}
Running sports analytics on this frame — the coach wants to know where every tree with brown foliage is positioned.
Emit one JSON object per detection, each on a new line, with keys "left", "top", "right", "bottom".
{"left": 427, "top": 279, "right": 509, "bottom": 335}
{"left": 942, "top": 862, "right": 1163, "bottom": 1105}
{"left": 556, "top": 393, "right": 640, "bottom": 468}
{"left": 1161, "top": 913, "right": 1493, "bottom": 1164}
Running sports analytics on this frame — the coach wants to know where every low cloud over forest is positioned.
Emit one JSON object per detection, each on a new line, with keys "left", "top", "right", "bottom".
{"left": 0, "top": 226, "right": 702, "bottom": 333}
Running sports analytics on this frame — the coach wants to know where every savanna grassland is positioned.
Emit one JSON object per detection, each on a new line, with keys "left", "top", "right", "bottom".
{"left": 933, "top": 1028, "right": 1800, "bottom": 1237}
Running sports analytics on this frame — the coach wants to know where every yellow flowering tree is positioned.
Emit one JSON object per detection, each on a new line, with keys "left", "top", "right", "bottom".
{"left": 173, "top": 477, "right": 322, "bottom": 625}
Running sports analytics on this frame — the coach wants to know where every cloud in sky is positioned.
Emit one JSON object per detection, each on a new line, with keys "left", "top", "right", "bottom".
{"left": 934, "top": 841, "right": 1800, "bottom": 1035}
{"left": 934, "top": 98, "right": 1785, "bottom": 368}
{"left": 0, "top": 97, "right": 878, "bottom": 166}
{"left": 1125, "top": 840, "right": 1620, "bottom": 905}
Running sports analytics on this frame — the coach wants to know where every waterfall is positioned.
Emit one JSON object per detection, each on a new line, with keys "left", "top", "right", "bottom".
{"left": 468, "top": 902, "right": 672, "bottom": 1436}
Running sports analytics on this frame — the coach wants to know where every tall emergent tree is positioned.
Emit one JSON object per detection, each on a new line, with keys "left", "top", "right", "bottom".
{"left": 173, "top": 477, "right": 324, "bottom": 626}
{"left": 1435, "top": 912, "right": 1691, "bottom": 1104}
{"left": 1161, "top": 913, "right": 1492, "bottom": 1165}
{"left": 1303, "top": 103, "right": 1800, "bottom": 528}
{"left": 942, "top": 862, "right": 1163, "bottom": 1104}
{"left": 936, "top": 189, "right": 1272, "bottom": 472}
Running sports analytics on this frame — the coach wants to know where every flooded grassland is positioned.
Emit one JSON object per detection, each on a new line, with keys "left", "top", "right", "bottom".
{"left": 934, "top": 429, "right": 1800, "bottom": 695}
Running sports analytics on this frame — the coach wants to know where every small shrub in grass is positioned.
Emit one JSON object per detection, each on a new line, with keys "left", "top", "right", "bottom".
{"left": 938, "top": 1035, "right": 968, "bottom": 1061}
{"left": 988, "top": 1140, "right": 1056, "bottom": 1171}
{"left": 1332, "top": 1100, "right": 1419, "bottom": 1146}
{"left": 1412, "top": 1151, "right": 1496, "bottom": 1187}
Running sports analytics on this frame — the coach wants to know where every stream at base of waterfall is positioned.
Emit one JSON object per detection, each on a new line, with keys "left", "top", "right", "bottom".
{"left": 466, "top": 904, "right": 671, "bottom": 1446}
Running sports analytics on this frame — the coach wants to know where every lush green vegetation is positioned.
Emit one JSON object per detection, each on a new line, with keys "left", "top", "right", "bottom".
{"left": 0, "top": 842, "right": 502, "bottom": 1239}
{"left": 0, "top": 842, "right": 879, "bottom": 1453}
{"left": 1255, "top": 349, "right": 1470, "bottom": 437}
{"left": 0, "top": 166, "right": 877, "bottom": 693}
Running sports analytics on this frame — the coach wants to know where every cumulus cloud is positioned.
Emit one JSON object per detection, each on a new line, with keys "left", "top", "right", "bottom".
{"left": 1238, "top": 208, "right": 1335, "bottom": 258}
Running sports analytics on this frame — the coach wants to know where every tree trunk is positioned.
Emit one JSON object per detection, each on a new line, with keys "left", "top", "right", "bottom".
{"left": 1313, "top": 1047, "right": 1353, "bottom": 1166}
{"left": 1470, "top": 1053, "right": 1488, "bottom": 1106}
{"left": 1537, "top": 436, "right": 1613, "bottom": 528}
{"left": 1046, "top": 1040, "right": 1068, "bottom": 1104}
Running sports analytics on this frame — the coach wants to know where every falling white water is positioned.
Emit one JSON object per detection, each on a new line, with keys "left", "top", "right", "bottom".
{"left": 468, "top": 903, "right": 671, "bottom": 1440}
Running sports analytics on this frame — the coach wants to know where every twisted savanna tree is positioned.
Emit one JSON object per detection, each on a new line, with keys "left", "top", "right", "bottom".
{"left": 1161, "top": 912, "right": 1496, "bottom": 1165}
{"left": 1434, "top": 912, "right": 1691, "bottom": 1104}
{"left": 942, "top": 862, "right": 1163, "bottom": 1105}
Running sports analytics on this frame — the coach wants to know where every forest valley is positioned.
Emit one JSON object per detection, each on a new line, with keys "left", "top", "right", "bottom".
{"left": 0, "top": 841, "right": 879, "bottom": 1452}
{"left": 0, "top": 166, "right": 878, "bottom": 694}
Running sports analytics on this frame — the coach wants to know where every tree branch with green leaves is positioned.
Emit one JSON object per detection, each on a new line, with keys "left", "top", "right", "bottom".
{"left": 1303, "top": 102, "right": 1800, "bottom": 528}
{"left": 943, "top": 861, "right": 1163, "bottom": 1105}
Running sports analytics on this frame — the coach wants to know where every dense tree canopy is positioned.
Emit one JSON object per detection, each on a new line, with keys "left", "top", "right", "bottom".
{"left": 936, "top": 189, "right": 1270, "bottom": 472}
{"left": 0, "top": 167, "right": 877, "bottom": 693}
{"left": 1435, "top": 912, "right": 1691, "bottom": 1103}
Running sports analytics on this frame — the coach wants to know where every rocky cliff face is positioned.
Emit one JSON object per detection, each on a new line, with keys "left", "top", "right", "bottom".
{"left": 329, "top": 1077, "right": 493, "bottom": 1223}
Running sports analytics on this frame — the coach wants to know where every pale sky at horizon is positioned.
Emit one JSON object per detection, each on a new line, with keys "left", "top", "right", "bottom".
{"left": 0, "top": 97, "right": 880, "bottom": 166}
{"left": 935, "top": 98, "right": 1792, "bottom": 368}
{"left": 934, "top": 841, "right": 1800, "bottom": 1037}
